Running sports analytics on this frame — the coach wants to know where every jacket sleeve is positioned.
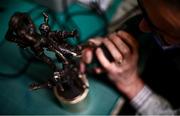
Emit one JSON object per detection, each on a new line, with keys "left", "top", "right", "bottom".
{"left": 130, "top": 85, "right": 175, "bottom": 115}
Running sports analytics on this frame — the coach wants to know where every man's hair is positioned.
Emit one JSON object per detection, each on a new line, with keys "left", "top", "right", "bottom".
{"left": 164, "top": 0, "right": 180, "bottom": 10}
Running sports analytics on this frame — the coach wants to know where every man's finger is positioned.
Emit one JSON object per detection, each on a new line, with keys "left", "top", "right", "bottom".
{"left": 109, "top": 33, "right": 131, "bottom": 58}
{"left": 96, "top": 48, "right": 112, "bottom": 71}
{"left": 88, "top": 37, "right": 104, "bottom": 46}
{"left": 82, "top": 48, "right": 93, "bottom": 64}
{"left": 80, "top": 62, "right": 86, "bottom": 73}
{"left": 103, "top": 38, "right": 123, "bottom": 62}
{"left": 117, "top": 31, "right": 138, "bottom": 52}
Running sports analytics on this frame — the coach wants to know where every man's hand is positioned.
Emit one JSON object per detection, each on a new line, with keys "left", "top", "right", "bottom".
{"left": 81, "top": 31, "right": 145, "bottom": 99}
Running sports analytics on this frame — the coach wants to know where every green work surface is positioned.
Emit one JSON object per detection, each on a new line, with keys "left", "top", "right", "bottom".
{"left": 0, "top": 0, "right": 122, "bottom": 114}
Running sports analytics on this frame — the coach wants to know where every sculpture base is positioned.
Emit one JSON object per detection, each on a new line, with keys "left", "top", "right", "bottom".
{"left": 53, "top": 74, "right": 89, "bottom": 112}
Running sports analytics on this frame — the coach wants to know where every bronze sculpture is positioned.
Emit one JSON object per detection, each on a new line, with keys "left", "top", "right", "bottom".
{"left": 5, "top": 12, "right": 89, "bottom": 111}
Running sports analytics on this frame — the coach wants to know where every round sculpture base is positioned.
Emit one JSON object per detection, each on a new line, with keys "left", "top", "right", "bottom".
{"left": 53, "top": 74, "right": 89, "bottom": 112}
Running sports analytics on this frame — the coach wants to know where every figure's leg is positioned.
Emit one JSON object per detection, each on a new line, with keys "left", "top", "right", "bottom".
{"left": 29, "top": 71, "right": 65, "bottom": 91}
{"left": 55, "top": 53, "right": 68, "bottom": 65}
{"left": 29, "top": 81, "right": 52, "bottom": 90}
{"left": 38, "top": 52, "right": 57, "bottom": 70}
{"left": 32, "top": 46, "right": 58, "bottom": 71}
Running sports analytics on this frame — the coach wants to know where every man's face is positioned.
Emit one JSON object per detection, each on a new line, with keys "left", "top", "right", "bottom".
{"left": 139, "top": 0, "right": 180, "bottom": 45}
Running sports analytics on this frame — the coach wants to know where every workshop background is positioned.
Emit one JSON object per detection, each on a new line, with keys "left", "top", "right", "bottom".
{"left": 0, "top": 0, "right": 140, "bottom": 115}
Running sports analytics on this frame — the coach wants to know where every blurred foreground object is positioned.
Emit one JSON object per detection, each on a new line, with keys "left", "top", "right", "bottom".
{"left": 33, "top": 0, "right": 73, "bottom": 12}
{"left": 109, "top": 0, "right": 141, "bottom": 32}
{"left": 77, "top": 0, "right": 113, "bottom": 11}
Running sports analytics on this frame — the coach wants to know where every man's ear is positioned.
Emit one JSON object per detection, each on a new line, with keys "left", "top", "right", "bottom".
{"left": 139, "top": 18, "right": 151, "bottom": 33}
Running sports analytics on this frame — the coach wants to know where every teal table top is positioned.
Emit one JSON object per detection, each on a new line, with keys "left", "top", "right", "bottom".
{"left": 0, "top": 0, "right": 122, "bottom": 114}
